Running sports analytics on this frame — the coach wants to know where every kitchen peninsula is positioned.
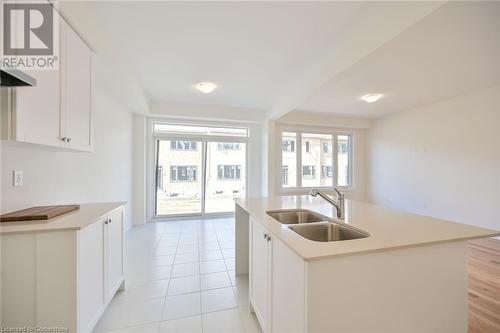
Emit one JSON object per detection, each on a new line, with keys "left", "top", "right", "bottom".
{"left": 235, "top": 196, "right": 500, "bottom": 333}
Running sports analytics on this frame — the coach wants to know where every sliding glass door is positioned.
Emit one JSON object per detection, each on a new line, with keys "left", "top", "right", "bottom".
{"left": 154, "top": 137, "right": 247, "bottom": 217}
{"left": 205, "top": 142, "right": 246, "bottom": 213}
{"left": 155, "top": 140, "right": 203, "bottom": 215}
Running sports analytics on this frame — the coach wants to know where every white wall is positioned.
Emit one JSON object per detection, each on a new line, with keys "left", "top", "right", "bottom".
{"left": 132, "top": 114, "right": 147, "bottom": 226}
{"left": 366, "top": 85, "right": 500, "bottom": 231}
{"left": 1, "top": 91, "right": 134, "bottom": 229}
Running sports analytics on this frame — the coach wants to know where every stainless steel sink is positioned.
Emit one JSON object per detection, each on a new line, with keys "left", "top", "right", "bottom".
{"left": 289, "top": 223, "right": 369, "bottom": 242}
{"left": 266, "top": 209, "right": 327, "bottom": 224}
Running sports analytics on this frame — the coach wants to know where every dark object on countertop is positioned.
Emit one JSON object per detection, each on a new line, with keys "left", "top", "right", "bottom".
{"left": 0, "top": 205, "right": 80, "bottom": 222}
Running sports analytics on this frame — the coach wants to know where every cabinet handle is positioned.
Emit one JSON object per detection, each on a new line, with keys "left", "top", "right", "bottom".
{"left": 266, "top": 235, "right": 272, "bottom": 242}
{"left": 104, "top": 220, "right": 108, "bottom": 225}
{"left": 109, "top": 219, "right": 112, "bottom": 224}
{"left": 61, "top": 137, "right": 67, "bottom": 142}
{"left": 68, "top": 137, "right": 72, "bottom": 142}
{"left": 263, "top": 233, "right": 268, "bottom": 239}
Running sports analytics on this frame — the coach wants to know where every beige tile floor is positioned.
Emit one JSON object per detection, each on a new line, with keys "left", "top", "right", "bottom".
{"left": 93, "top": 217, "right": 261, "bottom": 333}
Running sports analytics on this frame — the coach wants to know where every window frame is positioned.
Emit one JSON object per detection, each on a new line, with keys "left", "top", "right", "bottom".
{"left": 277, "top": 125, "right": 354, "bottom": 194}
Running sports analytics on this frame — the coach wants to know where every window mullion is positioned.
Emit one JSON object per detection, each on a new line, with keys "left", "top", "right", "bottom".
{"left": 333, "top": 134, "right": 338, "bottom": 188}
{"left": 296, "top": 132, "right": 302, "bottom": 188}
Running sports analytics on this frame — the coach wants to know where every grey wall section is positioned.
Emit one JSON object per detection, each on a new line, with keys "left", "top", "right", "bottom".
{"left": 1, "top": 91, "right": 134, "bottom": 229}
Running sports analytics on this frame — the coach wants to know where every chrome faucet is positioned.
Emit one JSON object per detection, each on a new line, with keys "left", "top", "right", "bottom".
{"left": 309, "top": 188, "right": 345, "bottom": 220}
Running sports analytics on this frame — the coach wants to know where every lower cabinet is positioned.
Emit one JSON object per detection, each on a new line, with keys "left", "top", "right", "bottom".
{"left": 249, "top": 217, "right": 306, "bottom": 333}
{"left": 105, "top": 209, "right": 124, "bottom": 302}
{"left": 0, "top": 206, "right": 125, "bottom": 333}
{"left": 250, "top": 216, "right": 272, "bottom": 332}
{"left": 78, "top": 208, "right": 124, "bottom": 332}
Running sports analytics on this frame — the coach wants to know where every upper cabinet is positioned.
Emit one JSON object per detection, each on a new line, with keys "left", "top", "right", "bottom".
{"left": 60, "top": 18, "right": 93, "bottom": 151}
{"left": 0, "top": 11, "right": 94, "bottom": 152}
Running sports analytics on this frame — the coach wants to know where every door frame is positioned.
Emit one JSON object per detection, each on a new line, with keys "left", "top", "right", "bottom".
{"left": 150, "top": 130, "right": 249, "bottom": 220}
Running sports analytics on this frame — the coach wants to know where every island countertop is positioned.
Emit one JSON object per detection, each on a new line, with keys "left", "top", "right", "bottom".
{"left": 235, "top": 196, "right": 500, "bottom": 261}
{"left": 0, "top": 202, "right": 126, "bottom": 235}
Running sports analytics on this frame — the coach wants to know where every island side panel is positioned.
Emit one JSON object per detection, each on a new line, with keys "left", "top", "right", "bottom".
{"left": 235, "top": 203, "right": 250, "bottom": 275}
{"left": 306, "top": 241, "right": 468, "bottom": 333}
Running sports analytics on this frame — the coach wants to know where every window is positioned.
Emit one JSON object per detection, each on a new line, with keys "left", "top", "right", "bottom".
{"left": 302, "top": 166, "right": 316, "bottom": 179}
{"left": 157, "top": 166, "right": 164, "bottom": 190}
{"left": 170, "top": 166, "right": 197, "bottom": 182}
{"left": 281, "top": 132, "right": 297, "bottom": 187}
{"left": 323, "top": 142, "right": 332, "bottom": 153}
{"left": 282, "top": 166, "right": 289, "bottom": 186}
{"left": 321, "top": 166, "right": 333, "bottom": 179}
{"left": 339, "top": 142, "right": 348, "bottom": 153}
{"left": 282, "top": 140, "right": 295, "bottom": 152}
{"left": 337, "top": 135, "right": 352, "bottom": 187}
{"left": 170, "top": 140, "right": 197, "bottom": 150}
{"left": 280, "top": 130, "right": 352, "bottom": 189}
{"left": 302, "top": 133, "right": 332, "bottom": 187}
{"left": 154, "top": 123, "right": 248, "bottom": 137}
{"left": 305, "top": 141, "right": 311, "bottom": 153}
{"left": 217, "top": 165, "right": 242, "bottom": 180}
{"left": 217, "top": 143, "right": 240, "bottom": 151}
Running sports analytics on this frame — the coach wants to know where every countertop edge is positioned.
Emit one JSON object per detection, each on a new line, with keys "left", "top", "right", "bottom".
{"left": 0, "top": 202, "right": 127, "bottom": 235}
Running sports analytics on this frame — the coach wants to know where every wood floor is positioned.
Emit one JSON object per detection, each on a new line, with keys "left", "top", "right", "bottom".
{"left": 468, "top": 238, "right": 500, "bottom": 333}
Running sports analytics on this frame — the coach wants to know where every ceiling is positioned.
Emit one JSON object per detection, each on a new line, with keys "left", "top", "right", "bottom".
{"left": 59, "top": 1, "right": 499, "bottom": 119}
{"left": 59, "top": 1, "right": 364, "bottom": 111}
{"left": 298, "top": 1, "right": 500, "bottom": 117}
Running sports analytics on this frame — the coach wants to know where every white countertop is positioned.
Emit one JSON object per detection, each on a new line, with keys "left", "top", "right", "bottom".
{"left": 235, "top": 196, "right": 500, "bottom": 261}
{"left": 0, "top": 202, "right": 126, "bottom": 235}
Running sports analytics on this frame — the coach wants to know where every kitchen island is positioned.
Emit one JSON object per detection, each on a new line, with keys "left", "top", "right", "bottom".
{"left": 235, "top": 196, "right": 499, "bottom": 333}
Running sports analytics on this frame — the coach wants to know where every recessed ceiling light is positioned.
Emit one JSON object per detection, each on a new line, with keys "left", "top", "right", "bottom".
{"left": 361, "top": 93, "right": 383, "bottom": 103}
{"left": 195, "top": 81, "right": 217, "bottom": 94}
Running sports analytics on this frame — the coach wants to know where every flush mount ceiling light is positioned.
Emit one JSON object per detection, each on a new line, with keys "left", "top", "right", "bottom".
{"left": 361, "top": 93, "right": 383, "bottom": 103}
{"left": 195, "top": 81, "right": 217, "bottom": 94}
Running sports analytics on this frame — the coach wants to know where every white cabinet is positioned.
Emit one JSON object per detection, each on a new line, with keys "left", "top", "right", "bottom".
{"left": 0, "top": 205, "right": 125, "bottom": 333}
{"left": 7, "top": 69, "right": 62, "bottom": 147}
{"left": 78, "top": 218, "right": 106, "bottom": 332}
{"left": 79, "top": 208, "right": 124, "bottom": 332}
{"left": 250, "top": 216, "right": 272, "bottom": 332}
{"left": 60, "top": 18, "right": 93, "bottom": 150}
{"left": 271, "top": 236, "right": 305, "bottom": 333}
{"left": 105, "top": 209, "right": 125, "bottom": 301}
{"left": 0, "top": 15, "right": 93, "bottom": 151}
{"left": 249, "top": 217, "right": 306, "bottom": 333}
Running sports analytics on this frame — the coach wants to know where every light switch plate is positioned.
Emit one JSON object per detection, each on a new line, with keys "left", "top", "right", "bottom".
{"left": 13, "top": 170, "right": 23, "bottom": 186}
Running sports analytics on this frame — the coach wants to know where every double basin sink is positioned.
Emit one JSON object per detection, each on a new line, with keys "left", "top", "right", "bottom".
{"left": 266, "top": 209, "right": 369, "bottom": 242}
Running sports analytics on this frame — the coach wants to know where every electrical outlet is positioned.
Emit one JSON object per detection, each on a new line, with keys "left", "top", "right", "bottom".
{"left": 13, "top": 170, "right": 23, "bottom": 186}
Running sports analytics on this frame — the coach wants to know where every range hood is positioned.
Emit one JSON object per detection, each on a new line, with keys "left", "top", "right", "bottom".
{"left": 0, "top": 68, "right": 36, "bottom": 87}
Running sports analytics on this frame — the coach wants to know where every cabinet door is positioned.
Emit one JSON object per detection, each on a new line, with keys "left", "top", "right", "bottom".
{"left": 106, "top": 209, "right": 124, "bottom": 300}
{"left": 78, "top": 219, "right": 106, "bottom": 332}
{"left": 13, "top": 70, "right": 62, "bottom": 146}
{"left": 272, "top": 236, "right": 306, "bottom": 332}
{"left": 61, "top": 19, "right": 92, "bottom": 150}
{"left": 8, "top": 5, "right": 62, "bottom": 147}
{"left": 250, "top": 218, "right": 271, "bottom": 332}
